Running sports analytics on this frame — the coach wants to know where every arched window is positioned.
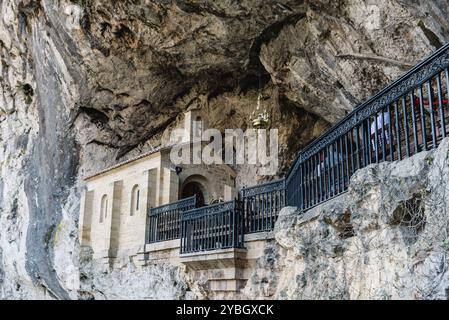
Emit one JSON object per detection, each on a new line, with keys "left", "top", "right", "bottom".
{"left": 130, "top": 184, "right": 140, "bottom": 216}
{"left": 100, "top": 194, "right": 108, "bottom": 223}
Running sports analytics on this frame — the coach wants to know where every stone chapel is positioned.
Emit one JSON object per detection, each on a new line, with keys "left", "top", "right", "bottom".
{"left": 79, "top": 110, "right": 237, "bottom": 264}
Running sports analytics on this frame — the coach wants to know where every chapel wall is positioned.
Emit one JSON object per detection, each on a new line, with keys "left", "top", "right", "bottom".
{"left": 81, "top": 154, "right": 162, "bottom": 262}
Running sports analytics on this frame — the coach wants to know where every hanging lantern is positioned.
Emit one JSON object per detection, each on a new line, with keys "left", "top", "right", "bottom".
{"left": 251, "top": 93, "right": 270, "bottom": 129}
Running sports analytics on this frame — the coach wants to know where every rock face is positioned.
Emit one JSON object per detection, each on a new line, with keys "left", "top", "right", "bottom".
{"left": 261, "top": 0, "right": 449, "bottom": 122}
{"left": 78, "top": 248, "right": 195, "bottom": 300}
{"left": 244, "top": 138, "right": 449, "bottom": 300}
{"left": 0, "top": 0, "right": 449, "bottom": 299}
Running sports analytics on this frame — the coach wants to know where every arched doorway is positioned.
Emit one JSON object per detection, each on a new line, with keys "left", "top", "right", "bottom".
{"left": 182, "top": 181, "right": 205, "bottom": 207}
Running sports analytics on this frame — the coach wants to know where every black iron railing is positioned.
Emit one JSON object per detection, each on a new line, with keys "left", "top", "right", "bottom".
{"left": 286, "top": 43, "right": 449, "bottom": 211}
{"left": 180, "top": 200, "right": 244, "bottom": 254}
{"left": 241, "top": 179, "right": 286, "bottom": 233}
{"left": 145, "top": 43, "right": 449, "bottom": 255}
{"left": 147, "top": 195, "right": 197, "bottom": 243}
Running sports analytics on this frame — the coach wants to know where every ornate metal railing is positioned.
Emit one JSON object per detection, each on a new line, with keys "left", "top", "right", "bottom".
{"left": 286, "top": 43, "right": 449, "bottom": 211}
{"left": 241, "top": 179, "right": 286, "bottom": 234}
{"left": 145, "top": 43, "right": 449, "bottom": 254}
{"left": 147, "top": 195, "right": 198, "bottom": 243}
{"left": 180, "top": 200, "right": 244, "bottom": 254}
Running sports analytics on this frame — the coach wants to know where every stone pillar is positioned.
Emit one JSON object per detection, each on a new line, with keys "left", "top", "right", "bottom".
{"left": 107, "top": 180, "right": 123, "bottom": 262}
{"left": 141, "top": 169, "right": 157, "bottom": 256}
{"left": 155, "top": 165, "right": 162, "bottom": 207}
{"left": 79, "top": 189, "right": 94, "bottom": 246}
{"left": 161, "top": 166, "right": 179, "bottom": 204}
{"left": 147, "top": 169, "right": 158, "bottom": 210}
{"left": 224, "top": 184, "right": 236, "bottom": 201}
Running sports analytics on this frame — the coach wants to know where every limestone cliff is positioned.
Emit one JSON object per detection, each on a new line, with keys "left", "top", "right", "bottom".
{"left": 74, "top": 138, "right": 449, "bottom": 300}
{"left": 0, "top": 0, "right": 449, "bottom": 299}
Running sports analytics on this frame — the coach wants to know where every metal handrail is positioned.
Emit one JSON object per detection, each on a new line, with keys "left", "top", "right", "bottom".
{"left": 147, "top": 195, "right": 198, "bottom": 243}
{"left": 148, "top": 195, "right": 197, "bottom": 216}
{"left": 182, "top": 200, "right": 237, "bottom": 220}
{"left": 180, "top": 199, "right": 244, "bottom": 253}
{"left": 286, "top": 43, "right": 449, "bottom": 184}
{"left": 286, "top": 42, "right": 449, "bottom": 211}
{"left": 241, "top": 178, "right": 285, "bottom": 197}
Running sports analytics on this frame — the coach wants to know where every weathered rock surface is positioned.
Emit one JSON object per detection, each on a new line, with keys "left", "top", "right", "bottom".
{"left": 78, "top": 248, "right": 196, "bottom": 300}
{"left": 0, "top": 0, "right": 449, "bottom": 299}
{"left": 243, "top": 138, "right": 449, "bottom": 300}
{"left": 261, "top": 0, "right": 449, "bottom": 122}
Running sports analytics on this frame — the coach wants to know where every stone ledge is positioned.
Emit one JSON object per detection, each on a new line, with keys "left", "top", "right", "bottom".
{"left": 209, "top": 279, "right": 247, "bottom": 291}
{"left": 180, "top": 247, "right": 247, "bottom": 270}
{"left": 244, "top": 231, "right": 274, "bottom": 242}
{"left": 198, "top": 267, "right": 246, "bottom": 280}
{"left": 180, "top": 247, "right": 247, "bottom": 259}
{"left": 143, "top": 239, "right": 180, "bottom": 253}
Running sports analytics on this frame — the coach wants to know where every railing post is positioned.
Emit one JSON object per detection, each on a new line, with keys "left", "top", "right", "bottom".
{"left": 436, "top": 73, "right": 446, "bottom": 139}
{"left": 418, "top": 85, "right": 427, "bottom": 152}
{"left": 231, "top": 201, "right": 235, "bottom": 248}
